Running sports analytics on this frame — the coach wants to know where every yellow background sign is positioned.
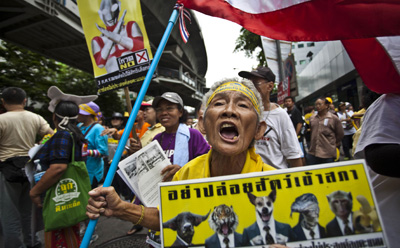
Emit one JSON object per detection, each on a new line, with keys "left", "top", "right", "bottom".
{"left": 159, "top": 161, "right": 383, "bottom": 247}
{"left": 78, "top": 0, "right": 152, "bottom": 77}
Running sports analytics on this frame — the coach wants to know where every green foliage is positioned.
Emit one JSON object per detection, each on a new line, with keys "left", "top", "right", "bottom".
{"left": 234, "top": 29, "right": 277, "bottom": 93}
{"left": 0, "top": 40, "right": 124, "bottom": 120}
{"left": 0, "top": 41, "right": 60, "bottom": 105}
{"left": 234, "top": 28, "right": 267, "bottom": 67}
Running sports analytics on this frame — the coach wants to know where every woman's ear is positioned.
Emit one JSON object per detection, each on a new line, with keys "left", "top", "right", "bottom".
{"left": 198, "top": 115, "right": 206, "bottom": 134}
{"left": 254, "top": 121, "right": 267, "bottom": 140}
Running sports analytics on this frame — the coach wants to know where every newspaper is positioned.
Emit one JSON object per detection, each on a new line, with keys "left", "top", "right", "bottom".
{"left": 118, "top": 140, "right": 170, "bottom": 207}
{"left": 159, "top": 160, "right": 388, "bottom": 248}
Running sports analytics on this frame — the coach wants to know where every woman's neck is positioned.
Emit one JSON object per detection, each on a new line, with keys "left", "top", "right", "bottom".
{"left": 209, "top": 150, "right": 247, "bottom": 177}
{"left": 83, "top": 118, "right": 95, "bottom": 127}
{"left": 165, "top": 123, "right": 180, "bottom": 133}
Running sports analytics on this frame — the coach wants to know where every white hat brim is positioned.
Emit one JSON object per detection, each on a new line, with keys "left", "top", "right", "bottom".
{"left": 47, "top": 86, "right": 98, "bottom": 112}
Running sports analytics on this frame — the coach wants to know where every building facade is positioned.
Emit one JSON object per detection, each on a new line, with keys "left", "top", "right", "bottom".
{"left": 0, "top": 0, "right": 208, "bottom": 107}
{"left": 294, "top": 41, "right": 365, "bottom": 111}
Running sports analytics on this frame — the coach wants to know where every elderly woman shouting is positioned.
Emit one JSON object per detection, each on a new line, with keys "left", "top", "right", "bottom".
{"left": 86, "top": 79, "right": 287, "bottom": 246}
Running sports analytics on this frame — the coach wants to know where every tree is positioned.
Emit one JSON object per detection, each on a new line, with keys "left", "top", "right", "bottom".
{"left": 0, "top": 40, "right": 61, "bottom": 106}
{"left": 56, "top": 63, "right": 124, "bottom": 119}
{"left": 0, "top": 40, "right": 124, "bottom": 122}
{"left": 234, "top": 29, "right": 277, "bottom": 94}
{"left": 234, "top": 28, "right": 266, "bottom": 67}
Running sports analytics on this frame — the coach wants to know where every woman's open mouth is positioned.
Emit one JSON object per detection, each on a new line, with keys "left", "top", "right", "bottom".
{"left": 219, "top": 123, "right": 239, "bottom": 142}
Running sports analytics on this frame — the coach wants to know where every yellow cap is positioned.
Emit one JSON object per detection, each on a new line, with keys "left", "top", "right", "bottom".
{"left": 325, "top": 97, "right": 333, "bottom": 104}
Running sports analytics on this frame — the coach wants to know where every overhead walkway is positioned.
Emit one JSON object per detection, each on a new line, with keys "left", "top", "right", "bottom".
{"left": 0, "top": 0, "right": 208, "bottom": 106}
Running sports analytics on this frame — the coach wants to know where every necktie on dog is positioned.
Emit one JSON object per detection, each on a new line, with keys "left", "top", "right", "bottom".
{"left": 343, "top": 219, "right": 352, "bottom": 235}
{"left": 309, "top": 229, "right": 315, "bottom": 239}
{"left": 223, "top": 237, "right": 229, "bottom": 248}
{"left": 263, "top": 226, "right": 275, "bottom": 244}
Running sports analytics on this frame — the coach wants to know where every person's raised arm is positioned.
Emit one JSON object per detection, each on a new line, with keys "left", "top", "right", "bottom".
{"left": 101, "top": 127, "right": 121, "bottom": 140}
{"left": 86, "top": 186, "right": 161, "bottom": 231}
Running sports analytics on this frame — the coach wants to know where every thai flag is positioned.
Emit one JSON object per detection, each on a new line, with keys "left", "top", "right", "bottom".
{"left": 342, "top": 37, "right": 400, "bottom": 94}
{"left": 174, "top": 3, "right": 191, "bottom": 43}
{"left": 177, "top": 0, "right": 400, "bottom": 93}
{"left": 177, "top": 0, "right": 400, "bottom": 42}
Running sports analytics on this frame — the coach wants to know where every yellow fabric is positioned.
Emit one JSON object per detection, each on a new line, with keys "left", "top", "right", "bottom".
{"left": 79, "top": 104, "right": 99, "bottom": 121}
{"left": 326, "top": 97, "right": 333, "bottom": 104}
{"left": 141, "top": 123, "right": 165, "bottom": 147}
{"left": 79, "top": 104, "right": 97, "bottom": 115}
{"left": 173, "top": 147, "right": 275, "bottom": 181}
{"left": 353, "top": 108, "right": 366, "bottom": 116}
{"left": 352, "top": 108, "right": 366, "bottom": 121}
{"left": 304, "top": 113, "right": 313, "bottom": 125}
{"left": 351, "top": 120, "right": 359, "bottom": 130}
{"left": 334, "top": 148, "right": 340, "bottom": 162}
{"left": 206, "top": 82, "right": 261, "bottom": 114}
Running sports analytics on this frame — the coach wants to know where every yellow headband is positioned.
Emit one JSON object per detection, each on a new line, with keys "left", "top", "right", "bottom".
{"left": 79, "top": 104, "right": 99, "bottom": 121}
{"left": 206, "top": 82, "right": 261, "bottom": 114}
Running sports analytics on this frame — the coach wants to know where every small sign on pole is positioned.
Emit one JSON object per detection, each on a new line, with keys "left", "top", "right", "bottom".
{"left": 78, "top": 0, "right": 154, "bottom": 94}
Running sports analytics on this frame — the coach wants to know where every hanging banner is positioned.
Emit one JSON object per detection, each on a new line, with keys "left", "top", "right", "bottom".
{"left": 159, "top": 160, "right": 387, "bottom": 248}
{"left": 77, "top": 0, "right": 153, "bottom": 94}
{"left": 277, "top": 76, "right": 290, "bottom": 105}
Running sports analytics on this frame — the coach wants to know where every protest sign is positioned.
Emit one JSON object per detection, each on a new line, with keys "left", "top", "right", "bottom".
{"left": 78, "top": 0, "right": 153, "bottom": 94}
{"left": 159, "top": 160, "right": 387, "bottom": 248}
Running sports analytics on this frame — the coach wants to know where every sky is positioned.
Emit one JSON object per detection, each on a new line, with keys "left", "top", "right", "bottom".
{"left": 193, "top": 12, "right": 259, "bottom": 88}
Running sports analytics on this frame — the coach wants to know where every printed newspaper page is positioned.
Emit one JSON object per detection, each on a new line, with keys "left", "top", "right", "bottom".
{"left": 159, "top": 160, "right": 387, "bottom": 248}
{"left": 118, "top": 140, "right": 170, "bottom": 207}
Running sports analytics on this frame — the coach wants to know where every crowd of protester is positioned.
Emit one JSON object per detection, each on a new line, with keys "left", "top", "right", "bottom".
{"left": 0, "top": 66, "right": 398, "bottom": 248}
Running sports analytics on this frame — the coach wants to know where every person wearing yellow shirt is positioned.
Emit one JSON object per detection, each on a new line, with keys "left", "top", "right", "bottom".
{"left": 85, "top": 79, "right": 290, "bottom": 247}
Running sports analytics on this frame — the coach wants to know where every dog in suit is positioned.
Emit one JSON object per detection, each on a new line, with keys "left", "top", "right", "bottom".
{"left": 291, "top": 193, "right": 326, "bottom": 241}
{"left": 163, "top": 211, "right": 210, "bottom": 247}
{"left": 242, "top": 190, "right": 295, "bottom": 245}
{"left": 205, "top": 204, "right": 242, "bottom": 248}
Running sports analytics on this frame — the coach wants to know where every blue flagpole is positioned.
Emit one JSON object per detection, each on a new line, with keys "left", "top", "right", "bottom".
{"left": 80, "top": 8, "right": 179, "bottom": 248}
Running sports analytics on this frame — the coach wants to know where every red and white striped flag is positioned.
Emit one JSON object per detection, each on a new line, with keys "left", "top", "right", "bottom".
{"left": 342, "top": 37, "right": 400, "bottom": 94}
{"left": 177, "top": 0, "right": 400, "bottom": 41}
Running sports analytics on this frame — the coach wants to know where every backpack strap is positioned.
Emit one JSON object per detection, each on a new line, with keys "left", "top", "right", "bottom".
{"left": 83, "top": 123, "right": 96, "bottom": 137}
{"left": 69, "top": 132, "right": 76, "bottom": 163}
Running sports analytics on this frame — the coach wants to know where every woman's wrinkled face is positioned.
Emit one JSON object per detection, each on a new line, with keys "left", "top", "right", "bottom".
{"left": 155, "top": 99, "right": 182, "bottom": 130}
{"left": 204, "top": 91, "right": 259, "bottom": 155}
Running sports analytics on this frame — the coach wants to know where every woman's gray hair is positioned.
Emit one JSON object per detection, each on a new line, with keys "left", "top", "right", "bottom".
{"left": 202, "top": 78, "right": 264, "bottom": 120}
